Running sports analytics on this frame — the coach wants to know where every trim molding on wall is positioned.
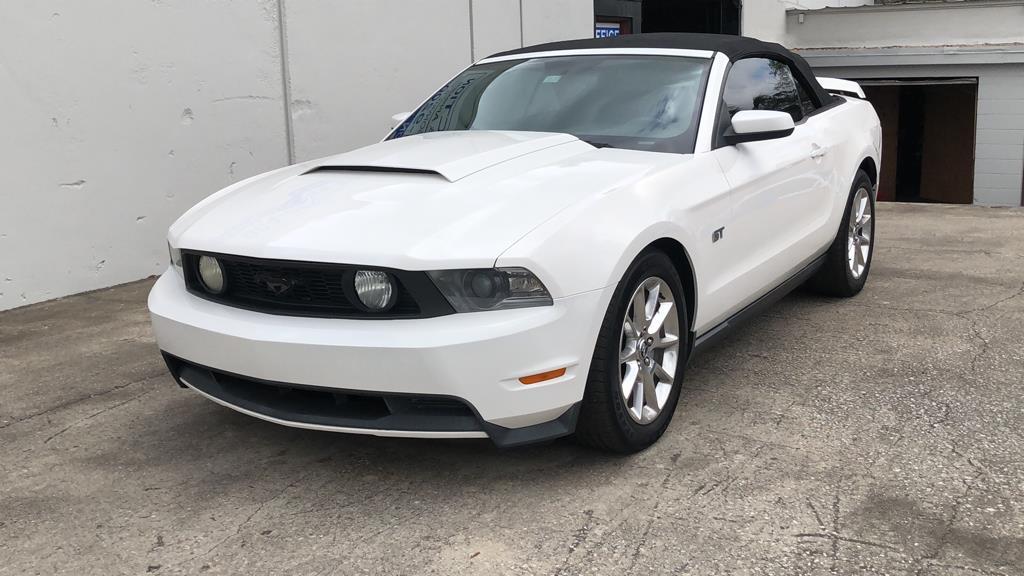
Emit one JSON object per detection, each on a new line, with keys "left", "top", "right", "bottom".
{"left": 519, "top": 0, "right": 525, "bottom": 47}
{"left": 468, "top": 0, "right": 476, "bottom": 62}
{"left": 789, "top": 0, "right": 1024, "bottom": 16}
{"left": 798, "top": 45, "right": 1024, "bottom": 67}
{"left": 277, "top": 0, "right": 296, "bottom": 165}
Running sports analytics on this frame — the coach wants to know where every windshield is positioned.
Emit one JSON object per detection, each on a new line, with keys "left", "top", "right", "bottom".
{"left": 391, "top": 55, "right": 712, "bottom": 154}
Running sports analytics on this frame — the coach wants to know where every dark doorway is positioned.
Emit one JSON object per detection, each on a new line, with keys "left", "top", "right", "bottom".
{"left": 862, "top": 80, "right": 977, "bottom": 204}
{"left": 641, "top": 0, "right": 740, "bottom": 35}
{"left": 594, "top": 0, "right": 641, "bottom": 37}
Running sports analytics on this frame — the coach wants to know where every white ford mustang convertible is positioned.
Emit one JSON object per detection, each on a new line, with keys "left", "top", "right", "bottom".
{"left": 150, "top": 34, "right": 881, "bottom": 453}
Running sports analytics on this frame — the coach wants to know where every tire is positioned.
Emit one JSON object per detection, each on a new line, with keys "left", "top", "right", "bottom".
{"left": 575, "top": 250, "right": 688, "bottom": 454}
{"left": 808, "top": 170, "right": 876, "bottom": 298}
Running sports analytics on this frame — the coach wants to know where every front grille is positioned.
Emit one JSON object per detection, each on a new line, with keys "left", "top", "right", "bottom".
{"left": 182, "top": 251, "right": 453, "bottom": 319}
{"left": 220, "top": 257, "right": 418, "bottom": 315}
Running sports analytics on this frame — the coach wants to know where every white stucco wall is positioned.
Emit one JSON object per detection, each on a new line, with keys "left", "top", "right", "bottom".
{"left": 742, "top": 0, "right": 874, "bottom": 43}
{"left": 744, "top": 0, "right": 1024, "bottom": 47}
{"left": 472, "top": 0, "right": 526, "bottom": 60}
{"left": 0, "top": 1, "right": 289, "bottom": 310}
{"left": 783, "top": 1, "right": 1024, "bottom": 49}
{"left": 284, "top": 0, "right": 475, "bottom": 162}
{"left": 522, "top": 0, "right": 596, "bottom": 47}
{"left": 0, "top": 1, "right": 594, "bottom": 311}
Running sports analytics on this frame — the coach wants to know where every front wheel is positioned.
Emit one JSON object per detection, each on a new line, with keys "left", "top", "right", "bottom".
{"left": 575, "top": 250, "right": 688, "bottom": 453}
{"left": 808, "top": 170, "right": 876, "bottom": 297}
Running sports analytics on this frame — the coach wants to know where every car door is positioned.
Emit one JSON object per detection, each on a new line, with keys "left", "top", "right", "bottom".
{"left": 710, "top": 57, "right": 834, "bottom": 319}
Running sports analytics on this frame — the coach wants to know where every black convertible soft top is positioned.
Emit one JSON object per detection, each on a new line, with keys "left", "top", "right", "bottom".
{"left": 490, "top": 33, "right": 835, "bottom": 108}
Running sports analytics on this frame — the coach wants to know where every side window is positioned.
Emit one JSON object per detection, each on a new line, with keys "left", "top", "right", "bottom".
{"left": 795, "top": 78, "right": 818, "bottom": 118}
{"left": 721, "top": 58, "right": 805, "bottom": 125}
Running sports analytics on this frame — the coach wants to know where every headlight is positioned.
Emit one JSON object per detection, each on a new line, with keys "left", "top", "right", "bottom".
{"left": 353, "top": 270, "right": 396, "bottom": 311}
{"left": 428, "top": 268, "right": 552, "bottom": 312}
{"left": 168, "top": 242, "right": 183, "bottom": 276}
{"left": 197, "top": 255, "right": 226, "bottom": 294}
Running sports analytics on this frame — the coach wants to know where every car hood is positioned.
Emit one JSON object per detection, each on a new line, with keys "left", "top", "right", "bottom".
{"left": 171, "top": 131, "right": 685, "bottom": 269}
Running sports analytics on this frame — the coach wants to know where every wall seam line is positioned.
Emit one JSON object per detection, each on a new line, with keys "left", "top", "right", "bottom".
{"left": 468, "top": 0, "right": 475, "bottom": 62}
{"left": 277, "top": 0, "right": 296, "bottom": 165}
{"left": 519, "top": 0, "right": 525, "bottom": 47}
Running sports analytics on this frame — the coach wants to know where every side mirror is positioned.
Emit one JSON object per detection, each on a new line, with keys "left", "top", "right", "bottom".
{"left": 724, "top": 110, "right": 795, "bottom": 145}
{"left": 391, "top": 111, "right": 412, "bottom": 125}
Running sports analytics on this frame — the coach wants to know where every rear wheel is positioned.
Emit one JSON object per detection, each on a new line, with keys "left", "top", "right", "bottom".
{"left": 576, "top": 250, "right": 688, "bottom": 453}
{"left": 808, "top": 170, "right": 876, "bottom": 297}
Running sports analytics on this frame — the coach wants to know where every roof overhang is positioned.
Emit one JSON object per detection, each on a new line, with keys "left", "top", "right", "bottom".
{"left": 788, "top": 0, "right": 1024, "bottom": 16}
{"left": 796, "top": 44, "right": 1024, "bottom": 67}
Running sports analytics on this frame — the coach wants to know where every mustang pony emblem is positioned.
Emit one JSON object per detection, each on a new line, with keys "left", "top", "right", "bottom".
{"left": 258, "top": 274, "right": 295, "bottom": 295}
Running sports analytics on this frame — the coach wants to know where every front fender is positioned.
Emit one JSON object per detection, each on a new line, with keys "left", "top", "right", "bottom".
{"left": 496, "top": 154, "right": 731, "bottom": 331}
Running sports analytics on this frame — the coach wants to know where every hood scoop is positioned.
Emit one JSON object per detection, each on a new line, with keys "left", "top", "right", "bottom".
{"left": 308, "top": 131, "right": 579, "bottom": 183}
{"left": 304, "top": 165, "right": 442, "bottom": 177}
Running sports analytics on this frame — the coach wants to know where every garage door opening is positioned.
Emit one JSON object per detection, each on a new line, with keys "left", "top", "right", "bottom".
{"left": 594, "top": 0, "right": 741, "bottom": 37}
{"left": 861, "top": 79, "right": 978, "bottom": 204}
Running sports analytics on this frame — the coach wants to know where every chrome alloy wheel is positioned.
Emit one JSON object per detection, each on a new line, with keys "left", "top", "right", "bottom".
{"left": 847, "top": 187, "right": 874, "bottom": 280}
{"left": 619, "top": 277, "right": 680, "bottom": 425}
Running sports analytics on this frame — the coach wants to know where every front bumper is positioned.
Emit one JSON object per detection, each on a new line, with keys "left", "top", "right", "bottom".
{"left": 148, "top": 270, "right": 610, "bottom": 447}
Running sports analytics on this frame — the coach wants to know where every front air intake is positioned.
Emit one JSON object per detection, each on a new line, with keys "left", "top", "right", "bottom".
{"left": 163, "top": 355, "right": 484, "bottom": 434}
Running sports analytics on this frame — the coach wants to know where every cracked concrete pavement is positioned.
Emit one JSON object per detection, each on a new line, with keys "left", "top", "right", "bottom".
{"left": 1, "top": 203, "right": 1023, "bottom": 575}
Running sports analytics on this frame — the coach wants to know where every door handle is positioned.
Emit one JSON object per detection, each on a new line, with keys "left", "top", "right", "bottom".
{"left": 810, "top": 144, "right": 829, "bottom": 159}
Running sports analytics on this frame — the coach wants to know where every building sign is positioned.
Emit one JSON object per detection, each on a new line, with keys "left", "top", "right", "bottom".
{"left": 595, "top": 22, "right": 621, "bottom": 38}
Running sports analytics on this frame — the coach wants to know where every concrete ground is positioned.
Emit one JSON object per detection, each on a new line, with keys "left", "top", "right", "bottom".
{"left": 1, "top": 203, "right": 1023, "bottom": 576}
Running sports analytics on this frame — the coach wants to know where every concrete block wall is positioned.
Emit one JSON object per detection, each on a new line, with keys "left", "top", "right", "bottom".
{"left": 0, "top": 0, "right": 594, "bottom": 311}
{"left": 975, "top": 64, "right": 1024, "bottom": 207}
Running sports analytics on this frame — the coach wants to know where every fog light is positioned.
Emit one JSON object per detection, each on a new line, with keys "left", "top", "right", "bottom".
{"left": 354, "top": 270, "right": 395, "bottom": 311}
{"left": 197, "top": 255, "right": 225, "bottom": 294}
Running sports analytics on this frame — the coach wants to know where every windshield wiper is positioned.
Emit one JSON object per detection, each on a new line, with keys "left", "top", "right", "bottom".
{"left": 581, "top": 139, "right": 616, "bottom": 149}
